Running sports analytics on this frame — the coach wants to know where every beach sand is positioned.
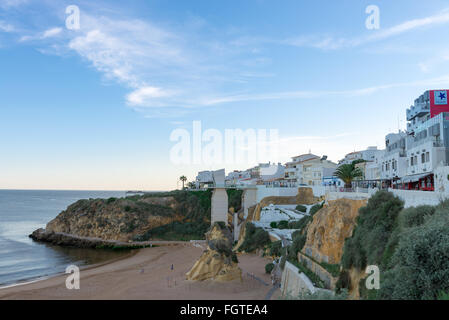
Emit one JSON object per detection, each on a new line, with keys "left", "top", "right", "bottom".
{"left": 0, "top": 244, "right": 281, "bottom": 300}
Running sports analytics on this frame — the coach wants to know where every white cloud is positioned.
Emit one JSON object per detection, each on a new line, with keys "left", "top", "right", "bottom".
{"left": 0, "top": 0, "right": 28, "bottom": 9}
{"left": 42, "top": 27, "right": 62, "bottom": 39}
{"left": 266, "top": 8, "right": 449, "bottom": 50}
{"left": 126, "top": 86, "right": 173, "bottom": 106}
{"left": 196, "top": 74, "right": 449, "bottom": 106}
{"left": 0, "top": 21, "right": 15, "bottom": 32}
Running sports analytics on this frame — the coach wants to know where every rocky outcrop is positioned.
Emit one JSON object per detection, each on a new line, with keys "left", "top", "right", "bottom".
{"left": 30, "top": 191, "right": 215, "bottom": 245}
{"left": 42, "top": 196, "right": 182, "bottom": 242}
{"left": 296, "top": 187, "right": 321, "bottom": 205}
{"left": 302, "top": 198, "right": 367, "bottom": 264}
{"left": 186, "top": 222, "right": 241, "bottom": 282}
{"left": 29, "top": 228, "right": 147, "bottom": 248}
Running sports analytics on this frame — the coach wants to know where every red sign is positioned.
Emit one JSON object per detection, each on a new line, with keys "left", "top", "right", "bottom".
{"left": 430, "top": 89, "right": 449, "bottom": 118}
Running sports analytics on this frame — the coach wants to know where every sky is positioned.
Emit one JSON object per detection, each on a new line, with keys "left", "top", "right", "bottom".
{"left": 2, "top": 0, "right": 449, "bottom": 190}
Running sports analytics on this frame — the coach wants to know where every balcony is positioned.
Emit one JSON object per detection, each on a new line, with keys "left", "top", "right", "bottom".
{"left": 406, "top": 102, "right": 430, "bottom": 121}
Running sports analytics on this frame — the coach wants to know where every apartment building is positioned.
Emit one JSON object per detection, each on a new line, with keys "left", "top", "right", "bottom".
{"left": 339, "top": 146, "right": 382, "bottom": 165}
{"left": 299, "top": 156, "right": 338, "bottom": 186}
{"left": 284, "top": 154, "right": 320, "bottom": 186}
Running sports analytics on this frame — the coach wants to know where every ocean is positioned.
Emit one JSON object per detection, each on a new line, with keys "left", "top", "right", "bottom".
{"left": 0, "top": 189, "right": 131, "bottom": 287}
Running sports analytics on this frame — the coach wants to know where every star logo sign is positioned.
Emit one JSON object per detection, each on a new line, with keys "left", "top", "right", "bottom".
{"left": 434, "top": 90, "right": 448, "bottom": 105}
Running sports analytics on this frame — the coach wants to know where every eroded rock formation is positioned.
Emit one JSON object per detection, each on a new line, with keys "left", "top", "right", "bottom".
{"left": 302, "top": 198, "right": 367, "bottom": 264}
{"left": 186, "top": 222, "right": 241, "bottom": 282}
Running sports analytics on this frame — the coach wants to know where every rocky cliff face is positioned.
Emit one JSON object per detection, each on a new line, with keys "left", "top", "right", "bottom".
{"left": 296, "top": 187, "right": 322, "bottom": 205}
{"left": 302, "top": 198, "right": 367, "bottom": 264}
{"left": 186, "top": 222, "right": 241, "bottom": 282}
{"left": 39, "top": 193, "right": 204, "bottom": 242}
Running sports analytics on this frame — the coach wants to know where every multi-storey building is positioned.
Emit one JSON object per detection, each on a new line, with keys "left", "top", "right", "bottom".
{"left": 380, "top": 132, "right": 408, "bottom": 184}
{"left": 299, "top": 156, "right": 338, "bottom": 186}
{"left": 284, "top": 154, "right": 320, "bottom": 186}
{"left": 339, "top": 146, "right": 382, "bottom": 165}
{"left": 195, "top": 171, "right": 214, "bottom": 189}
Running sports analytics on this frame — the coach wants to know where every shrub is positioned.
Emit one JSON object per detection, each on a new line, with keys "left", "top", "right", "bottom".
{"left": 270, "top": 221, "right": 277, "bottom": 228}
{"left": 106, "top": 197, "right": 117, "bottom": 204}
{"left": 399, "top": 205, "right": 436, "bottom": 229}
{"left": 287, "top": 231, "right": 307, "bottom": 262}
{"left": 438, "top": 291, "right": 449, "bottom": 300}
{"left": 238, "top": 223, "right": 271, "bottom": 253}
{"left": 289, "top": 216, "right": 312, "bottom": 231}
{"left": 277, "top": 220, "right": 289, "bottom": 229}
{"left": 309, "top": 202, "right": 324, "bottom": 216}
{"left": 378, "top": 210, "right": 449, "bottom": 300}
{"left": 341, "top": 190, "right": 404, "bottom": 271}
{"left": 295, "top": 205, "right": 307, "bottom": 212}
{"left": 265, "top": 263, "right": 274, "bottom": 274}
{"left": 268, "top": 240, "right": 283, "bottom": 257}
{"left": 335, "top": 270, "right": 351, "bottom": 293}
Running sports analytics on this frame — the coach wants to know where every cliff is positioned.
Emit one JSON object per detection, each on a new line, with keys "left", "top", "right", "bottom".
{"left": 32, "top": 191, "right": 213, "bottom": 244}
{"left": 186, "top": 222, "right": 242, "bottom": 282}
{"left": 302, "top": 198, "right": 367, "bottom": 264}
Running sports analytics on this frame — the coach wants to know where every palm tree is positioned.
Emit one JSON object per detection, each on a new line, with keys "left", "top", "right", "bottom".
{"left": 335, "top": 164, "right": 362, "bottom": 189}
{"left": 179, "top": 176, "right": 187, "bottom": 190}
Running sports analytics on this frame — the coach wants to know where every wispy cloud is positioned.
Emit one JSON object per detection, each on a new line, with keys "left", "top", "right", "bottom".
{"left": 194, "top": 74, "right": 449, "bottom": 106}
{"left": 0, "top": 21, "right": 15, "bottom": 32}
{"left": 5, "top": 3, "right": 449, "bottom": 117}
{"left": 19, "top": 27, "right": 63, "bottom": 42}
{"left": 0, "top": 0, "right": 28, "bottom": 9}
{"left": 241, "top": 8, "right": 449, "bottom": 51}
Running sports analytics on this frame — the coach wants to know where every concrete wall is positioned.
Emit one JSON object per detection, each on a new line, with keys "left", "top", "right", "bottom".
{"left": 299, "top": 185, "right": 326, "bottom": 197}
{"left": 211, "top": 188, "right": 228, "bottom": 226}
{"left": 280, "top": 261, "right": 333, "bottom": 298}
{"left": 242, "top": 188, "right": 257, "bottom": 218}
{"left": 325, "top": 191, "right": 372, "bottom": 201}
{"left": 297, "top": 252, "right": 337, "bottom": 290}
{"left": 281, "top": 261, "right": 316, "bottom": 297}
{"left": 256, "top": 186, "right": 298, "bottom": 202}
{"left": 388, "top": 189, "right": 448, "bottom": 208}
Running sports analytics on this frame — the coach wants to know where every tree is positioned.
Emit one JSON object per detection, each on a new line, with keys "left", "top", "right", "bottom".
{"left": 335, "top": 164, "right": 362, "bottom": 189}
{"left": 179, "top": 176, "right": 187, "bottom": 190}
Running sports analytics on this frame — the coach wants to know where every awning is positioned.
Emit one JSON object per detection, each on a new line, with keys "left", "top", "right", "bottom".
{"left": 400, "top": 173, "right": 432, "bottom": 183}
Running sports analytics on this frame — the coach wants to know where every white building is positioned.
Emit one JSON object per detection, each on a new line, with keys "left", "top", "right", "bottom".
{"left": 402, "top": 112, "right": 449, "bottom": 190}
{"left": 339, "top": 146, "right": 382, "bottom": 165}
{"left": 380, "top": 132, "right": 408, "bottom": 182}
{"left": 195, "top": 170, "right": 214, "bottom": 189}
{"left": 284, "top": 154, "right": 320, "bottom": 186}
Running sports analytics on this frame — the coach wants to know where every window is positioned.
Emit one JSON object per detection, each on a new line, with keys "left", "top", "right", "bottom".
{"left": 415, "top": 156, "right": 418, "bottom": 165}
{"left": 426, "top": 152, "right": 430, "bottom": 162}
{"left": 421, "top": 153, "right": 425, "bottom": 163}
{"left": 410, "top": 157, "right": 414, "bottom": 166}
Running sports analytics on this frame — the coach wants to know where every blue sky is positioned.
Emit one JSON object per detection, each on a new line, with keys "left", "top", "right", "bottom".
{"left": 2, "top": 0, "right": 449, "bottom": 190}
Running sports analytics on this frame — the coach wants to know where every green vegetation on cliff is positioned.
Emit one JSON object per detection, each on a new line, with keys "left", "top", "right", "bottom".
{"left": 132, "top": 190, "right": 213, "bottom": 241}
{"left": 339, "top": 190, "right": 449, "bottom": 300}
{"left": 238, "top": 222, "right": 270, "bottom": 253}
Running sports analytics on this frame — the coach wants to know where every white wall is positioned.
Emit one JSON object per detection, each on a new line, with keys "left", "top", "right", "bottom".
{"left": 280, "top": 261, "right": 332, "bottom": 297}
{"left": 256, "top": 186, "right": 298, "bottom": 202}
{"left": 389, "top": 189, "right": 448, "bottom": 208}
{"left": 211, "top": 188, "right": 228, "bottom": 225}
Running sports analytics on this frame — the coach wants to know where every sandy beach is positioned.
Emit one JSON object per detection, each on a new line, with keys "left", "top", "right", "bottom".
{"left": 0, "top": 244, "right": 281, "bottom": 300}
